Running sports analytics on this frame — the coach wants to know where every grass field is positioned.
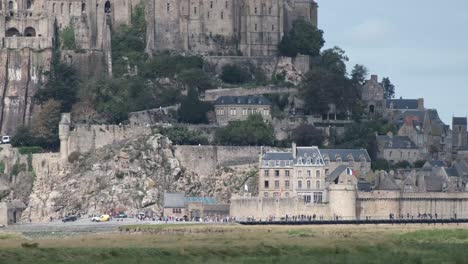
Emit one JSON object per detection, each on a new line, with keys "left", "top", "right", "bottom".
{"left": 1, "top": 224, "right": 468, "bottom": 263}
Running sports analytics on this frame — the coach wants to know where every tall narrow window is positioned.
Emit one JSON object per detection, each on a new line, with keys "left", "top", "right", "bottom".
{"left": 194, "top": 6, "right": 197, "bottom": 14}
{"left": 52, "top": 3, "right": 55, "bottom": 13}
{"left": 166, "top": 3, "right": 170, "bottom": 12}
{"left": 26, "top": 0, "right": 32, "bottom": 9}
{"left": 81, "top": 3, "right": 85, "bottom": 13}
{"left": 60, "top": 3, "right": 63, "bottom": 14}
{"left": 220, "top": 11, "right": 223, "bottom": 19}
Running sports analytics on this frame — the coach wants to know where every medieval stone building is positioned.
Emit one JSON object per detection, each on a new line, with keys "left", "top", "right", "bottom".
{"left": 145, "top": 0, "right": 318, "bottom": 56}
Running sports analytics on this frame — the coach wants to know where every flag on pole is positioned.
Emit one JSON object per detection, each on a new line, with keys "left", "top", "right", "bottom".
{"left": 346, "top": 168, "right": 354, "bottom": 176}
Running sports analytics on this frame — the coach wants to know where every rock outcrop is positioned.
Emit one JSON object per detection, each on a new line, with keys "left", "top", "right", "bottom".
{"left": 22, "top": 134, "right": 257, "bottom": 222}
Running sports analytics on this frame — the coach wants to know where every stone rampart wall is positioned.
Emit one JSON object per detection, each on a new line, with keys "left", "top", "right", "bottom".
{"left": 357, "top": 191, "right": 468, "bottom": 220}
{"left": 174, "top": 145, "right": 262, "bottom": 178}
{"left": 67, "top": 124, "right": 152, "bottom": 154}
{"left": 231, "top": 191, "right": 468, "bottom": 220}
{"left": 230, "top": 196, "right": 330, "bottom": 220}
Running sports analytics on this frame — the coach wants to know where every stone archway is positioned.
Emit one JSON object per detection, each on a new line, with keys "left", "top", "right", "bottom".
{"left": 24, "top": 27, "right": 36, "bottom": 37}
{"left": 5, "top": 27, "right": 20, "bottom": 37}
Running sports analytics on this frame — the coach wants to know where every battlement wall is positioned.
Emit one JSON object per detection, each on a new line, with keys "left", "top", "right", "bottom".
{"left": 67, "top": 124, "right": 152, "bottom": 154}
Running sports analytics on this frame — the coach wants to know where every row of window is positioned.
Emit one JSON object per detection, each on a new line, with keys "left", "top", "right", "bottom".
{"left": 263, "top": 159, "right": 367, "bottom": 168}
{"left": 388, "top": 151, "right": 418, "bottom": 158}
{"left": 264, "top": 169, "right": 322, "bottom": 178}
{"left": 263, "top": 180, "right": 321, "bottom": 190}
{"left": 216, "top": 108, "right": 269, "bottom": 116}
{"left": 304, "top": 193, "right": 323, "bottom": 204}
{"left": 172, "top": 208, "right": 182, "bottom": 214}
{"left": 264, "top": 169, "right": 290, "bottom": 177}
{"left": 51, "top": 2, "right": 87, "bottom": 14}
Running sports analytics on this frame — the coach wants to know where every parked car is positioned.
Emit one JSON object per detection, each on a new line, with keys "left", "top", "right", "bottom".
{"left": 91, "top": 214, "right": 110, "bottom": 222}
{"left": 115, "top": 212, "right": 128, "bottom": 218}
{"left": 1, "top": 136, "right": 10, "bottom": 144}
{"left": 62, "top": 215, "right": 77, "bottom": 222}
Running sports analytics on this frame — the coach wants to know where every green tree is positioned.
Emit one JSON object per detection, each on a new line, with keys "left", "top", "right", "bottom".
{"left": 300, "top": 47, "right": 362, "bottom": 116}
{"left": 220, "top": 64, "right": 251, "bottom": 84}
{"left": 160, "top": 126, "right": 209, "bottom": 145}
{"left": 111, "top": 3, "right": 147, "bottom": 76}
{"left": 278, "top": 19, "right": 325, "bottom": 57}
{"left": 178, "top": 68, "right": 214, "bottom": 91}
{"left": 31, "top": 99, "right": 62, "bottom": 150}
{"left": 291, "top": 124, "right": 325, "bottom": 147}
{"left": 381, "top": 77, "right": 395, "bottom": 99}
{"left": 215, "top": 114, "right": 274, "bottom": 146}
{"left": 178, "top": 88, "right": 212, "bottom": 124}
{"left": 351, "top": 64, "right": 368, "bottom": 87}
{"left": 11, "top": 126, "right": 36, "bottom": 147}
{"left": 35, "top": 62, "right": 79, "bottom": 112}
{"left": 60, "top": 26, "right": 76, "bottom": 50}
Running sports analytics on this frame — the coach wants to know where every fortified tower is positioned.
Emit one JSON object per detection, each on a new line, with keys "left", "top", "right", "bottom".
{"left": 58, "top": 113, "right": 71, "bottom": 163}
{"left": 453, "top": 117, "right": 468, "bottom": 151}
{"left": 328, "top": 184, "right": 357, "bottom": 220}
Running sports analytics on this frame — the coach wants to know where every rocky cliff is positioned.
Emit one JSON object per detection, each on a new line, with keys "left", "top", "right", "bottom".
{"left": 0, "top": 48, "right": 52, "bottom": 135}
{"left": 22, "top": 133, "right": 257, "bottom": 222}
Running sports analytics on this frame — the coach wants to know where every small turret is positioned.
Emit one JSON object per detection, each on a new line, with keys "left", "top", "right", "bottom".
{"left": 59, "top": 113, "right": 71, "bottom": 163}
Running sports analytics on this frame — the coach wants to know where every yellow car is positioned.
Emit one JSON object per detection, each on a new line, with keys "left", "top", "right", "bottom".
{"left": 91, "top": 214, "right": 110, "bottom": 222}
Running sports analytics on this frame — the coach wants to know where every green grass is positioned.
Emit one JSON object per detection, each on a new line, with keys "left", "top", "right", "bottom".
{"left": 1, "top": 225, "right": 468, "bottom": 263}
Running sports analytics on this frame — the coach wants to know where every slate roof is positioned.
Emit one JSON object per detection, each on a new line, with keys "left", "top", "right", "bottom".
{"left": 358, "top": 179, "right": 372, "bottom": 192}
{"left": 386, "top": 99, "right": 419, "bottom": 110}
{"left": 263, "top": 147, "right": 324, "bottom": 164}
{"left": 185, "top": 197, "right": 217, "bottom": 205}
{"left": 320, "top": 149, "right": 371, "bottom": 162}
{"left": 453, "top": 117, "right": 467, "bottom": 126}
{"left": 214, "top": 95, "right": 271, "bottom": 106}
{"left": 326, "top": 165, "right": 347, "bottom": 183}
{"left": 427, "top": 160, "right": 446, "bottom": 167}
{"left": 424, "top": 175, "right": 446, "bottom": 192}
{"left": 263, "top": 152, "right": 293, "bottom": 161}
{"left": 377, "top": 135, "right": 418, "bottom": 149}
{"left": 163, "top": 193, "right": 185, "bottom": 208}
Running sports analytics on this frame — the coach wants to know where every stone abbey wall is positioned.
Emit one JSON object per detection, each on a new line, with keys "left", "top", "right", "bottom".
{"left": 174, "top": 145, "right": 262, "bottom": 178}
{"left": 146, "top": 0, "right": 318, "bottom": 56}
{"left": 231, "top": 189, "right": 468, "bottom": 220}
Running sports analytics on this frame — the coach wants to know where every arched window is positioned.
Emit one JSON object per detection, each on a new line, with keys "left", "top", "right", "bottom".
{"left": 26, "top": 0, "right": 31, "bottom": 9}
{"left": 369, "top": 105, "right": 375, "bottom": 113}
{"left": 24, "top": 27, "right": 36, "bottom": 37}
{"left": 298, "top": 180, "right": 302, "bottom": 190}
{"left": 104, "top": 0, "right": 110, "bottom": 13}
{"left": 316, "top": 181, "right": 320, "bottom": 189}
{"left": 60, "top": 3, "right": 63, "bottom": 14}
{"left": 68, "top": 3, "right": 71, "bottom": 13}
{"left": 81, "top": 2, "right": 85, "bottom": 13}
{"left": 307, "top": 180, "right": 311, "bottom": 189}
{"left": 52, "top": 2, "right": 55, "bottom": 13}
{"left": 8, "top": 0, "right": 13, "bottom": 9}
{"left": 5, "top": 27, "right": 20, "bottom": 37}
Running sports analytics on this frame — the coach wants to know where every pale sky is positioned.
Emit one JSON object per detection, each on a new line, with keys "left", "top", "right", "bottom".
{"left": 317, "top": 0, "right": 468, "bottom": 125}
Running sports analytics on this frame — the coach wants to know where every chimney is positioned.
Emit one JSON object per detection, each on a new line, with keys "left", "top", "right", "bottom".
{"left": 417, "top": 98, "right": 424, "bottom": 110}
{"left": 371, "top": 75, "right": 378, "bottom": 82}
{"left": 292, "top": 142, "right": 297, "bottom": 159}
